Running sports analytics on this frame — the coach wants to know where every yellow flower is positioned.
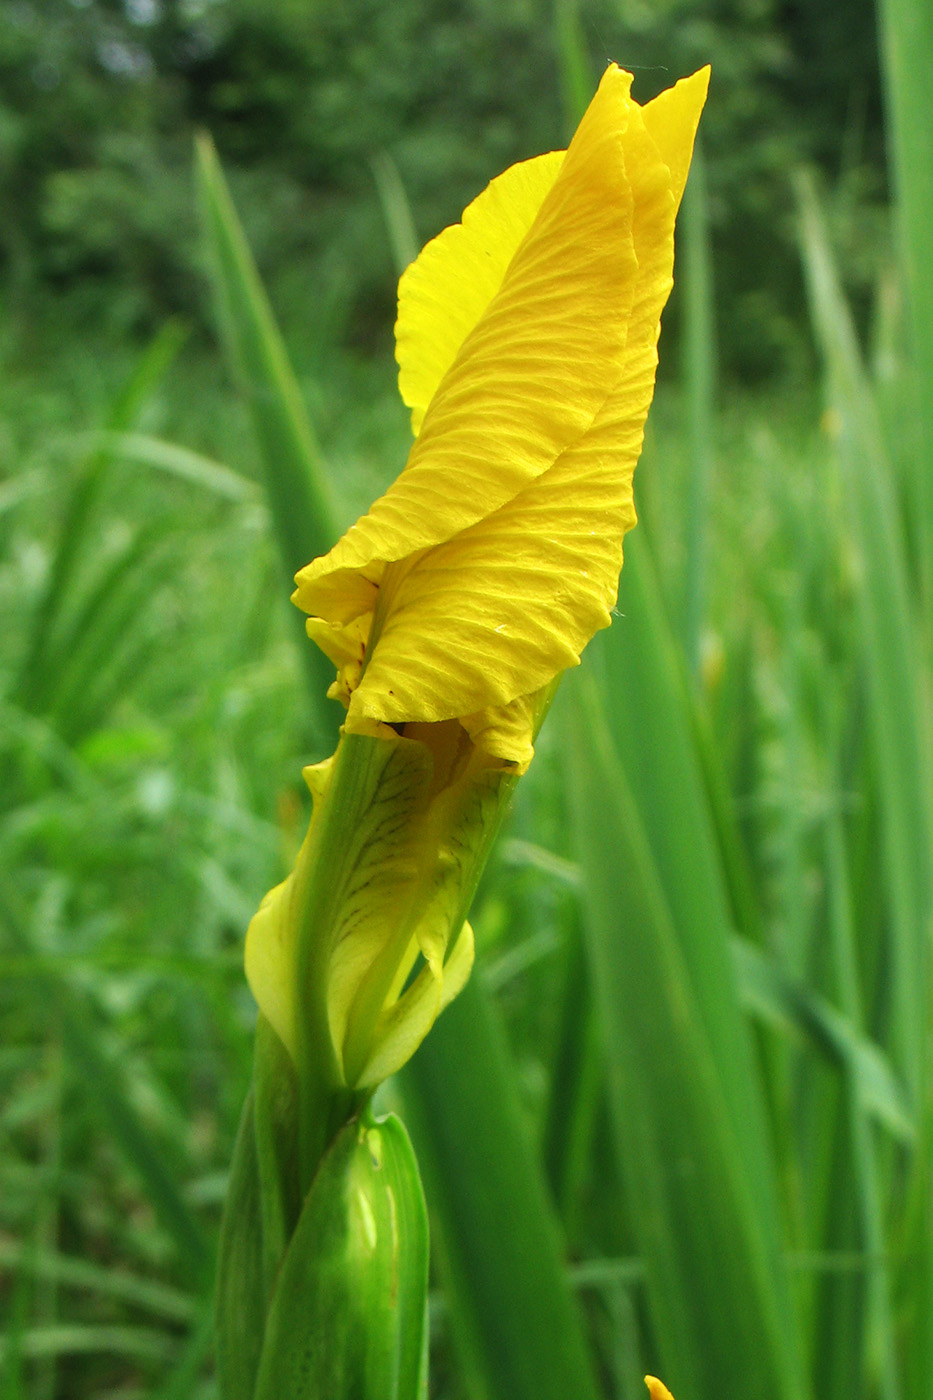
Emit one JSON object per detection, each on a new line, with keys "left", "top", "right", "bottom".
{"left": 295, "top": 61, "right": 709, "bottom": 770}
{"left": 645, "top": 1378, "right": 676, "bottom": 1400}
{"left": 245, "top": 64, "right": 708, "bottom": 1099}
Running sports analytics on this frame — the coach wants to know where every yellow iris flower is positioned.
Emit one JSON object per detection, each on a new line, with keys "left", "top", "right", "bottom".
{"left": 245, "top": 63, "right": 708, "bottom": 1096}
{"left": 295, "top": 61, "right": 708, "bottom": 767}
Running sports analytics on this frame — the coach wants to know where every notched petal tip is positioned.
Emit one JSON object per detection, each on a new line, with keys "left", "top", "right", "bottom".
{"left": 641, "top": 65, "right": 710, "bottom": 211}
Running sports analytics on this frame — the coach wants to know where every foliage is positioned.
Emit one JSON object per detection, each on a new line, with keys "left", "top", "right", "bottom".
{"left": 0, "top": 0, "right": 887, "bottom": 377}
{"left": 2, "top": 3, "right": 931, "bottom": 1398}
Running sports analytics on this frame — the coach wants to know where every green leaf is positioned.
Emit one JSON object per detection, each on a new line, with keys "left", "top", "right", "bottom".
{"left": 593, "top": 530, "right": 796, "bottom": 1264}
{"left": 795, "top": 169, "right": 932, "bottom": 1102}
{"left": 0, "top": 889, "right": 210, "bottom": 1284}
{"left": 194, "top": 132, "right": 340, "bottom": 748}
{"left": 733, "top": 937, "right": 913, "bottom": 1145}
{"left": 679, "top": 134, "right": 716, "bottom": 675}
{"left": 253, "top": 1110, "right": 429, "bottom": 1400}
{"left": 17, "top": 322, "right": 185, "bottom": 716}
{"left": 253, "top": 1014, "right": 302, "bottom": 1295}
{"left": 401, "top": 976, "right": 603, "bottom": 1400}
{"left": 877, "top": 0, "right": 933, "bottom": 602}
{"left": 215, "top": 1090, "right": 267, "bottom": 1400}
{"left": 796, "top": 170, "right": 933, "bottom": 1395}
{"left": 564, "top": 658, "right": 807, "bottom": 1400}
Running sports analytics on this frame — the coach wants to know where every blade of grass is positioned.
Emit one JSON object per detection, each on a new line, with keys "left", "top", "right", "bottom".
{"left": 0, "top": 1240, "right": 196, "bottom": 1322}
{"left": 0, "top": 889, "right": 210, "bottom": 1282}
{"left": 876, "top": 0, "right": 933, "bottom": 612}
{"left": 31, "top": 522, "right": 174, "bottom": 729}
{"left": 195, "top": 132, "right": 340, "bottom": 748}
{"left": 680, "top": 135, "right": 716, "bottom": 676}
{"left": 564, "top": 665, "right": 807, "bottom": 1400}
{"left": 732, "top": 938, "right": 913, "bottom": 1147}
{"left": 796, "top": 167, "right": 932, "bottom": 1399}
{"left": 553, "top": 0, "right": 592, "bottom": 135}
{"left": 868, "top": 13, "right": 933, "bottom": 1372}
{"left": 150, "top": 1299, "right": 216, "bottom": 1400}
{"left": 369, "top": 150, "right": 418, "bottom": 274}
{"left": 400, "top": 975, "right": 603, "bottom": 1400}
{"left": 795, "top": 167, "right": 932, "bottom": 1104}
{"left": 503, "top": 839, "right": 911, "bottom": 1140}
{"left": 541, "top": 915, "right": 603, "bottom": 1243}
{"left": 17, "top": 322, "right": 185, "bottom": 712}
{"left": 824, "top": 807, "right": 899, "bottom": 1400}
{"left": 0, "top": 1326, "right": 177, "bottom": 1366}
{"left": 595, "top": 530, "right": 792, "bottom": 1246}
{"left": 103, "top": 431, "right": 260, "bottom": 502}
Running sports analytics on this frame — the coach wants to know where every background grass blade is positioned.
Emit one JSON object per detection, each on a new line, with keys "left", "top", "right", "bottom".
{"left": 594, "top": 531, "right": 788, "bottom": 1214}
{"left": 679, "top": 135, "right": 716, "bottom": 675}
{"left": 369, "top": 151, "right": 418, "bottom": 275}
{"left": 861, "top": 10, "right": 933, "bottom": 1380}
{"left": 796, "top": 165, "right": 932, "bottom": 1399}
{"left": 553, "top": 0, "right": 592, "bottom": 134}
{"left": 876, "top": 0, "right": 933, "bottom": 607}
{"left": 795, "top": 169, "right": 932, "bottom": 1100}
{"left": 0, "top": 890, "right": 210, "bottom": 1283}
{"left": 195, "top": 133, "right": 340, "bottom": 746}
{"left": 564, "top": 664, "right": 807, "bottom": 1400}
{"left": 400, "top": 977, "right": 602, "bottom": 1400}
{"left": 16, "top": 323, "right": 185, "bottom": 716}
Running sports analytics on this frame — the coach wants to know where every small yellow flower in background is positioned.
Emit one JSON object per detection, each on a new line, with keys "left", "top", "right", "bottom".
{"left": 645, "top": 1376, "right": 676, "bottom": 1400}
{"left": 245, "top": 63, "right": 708, "bottom": 1097}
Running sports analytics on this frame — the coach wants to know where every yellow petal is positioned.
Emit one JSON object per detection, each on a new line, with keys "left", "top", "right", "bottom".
{"left": 641, "top": 65, "right": 710, "bottom": 212}
{"left": 644, "top": 1378, "right": 676, "bottom": 1400}
{"left": 397, "top": 150, "right": 565, "bottom": 437}
{"left": 346, "top": 432, "right": 635, "bottom": 730}
{"left": 461, "top": 689, "right": 541, "bottom": 771}
{"left": 243, "top": 758, "right": 338, "bottom": 1063}
{"left": 244, "top": 874, "right": 298, "bottom": 1059}
{"left": 294, "top": 63, "right": 639, "bottom": 626}
{"left": 354, "top": 921, "right": 474, "bottom": 1088}
{"left": 346, "top": 92, "right": 695, "bottom": 744}
{"left": 305, "top": 614, "right": 371, "bottom": 706}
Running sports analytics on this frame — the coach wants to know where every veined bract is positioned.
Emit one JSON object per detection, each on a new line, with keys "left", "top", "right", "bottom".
{"left": 245, "top": 63, "right": 708, "bottom": 1105}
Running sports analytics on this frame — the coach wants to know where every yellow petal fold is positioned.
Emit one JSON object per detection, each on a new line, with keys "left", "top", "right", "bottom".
{"left": 644, "top": 1379, "right": 676, "bottom": 1400}
{"left": 294, "top": 63, "right": 639, "bottom": 626}
{"left": 344, "top": 82, "right": 701, "bottom": 753}
{"left": 245, "top": 727, "right": 515, "bottom": 1090}
{"left": 642, "top": 65, "right": 710, "bottom": 212}
{"left": 295, "top": 68, "right": 708, "bottom": 761}
{"left": 396, "top": 150, "right": 565, "bottom": 437}
{"left": 355, "top": 920, "right": 474, "bottom": 1088}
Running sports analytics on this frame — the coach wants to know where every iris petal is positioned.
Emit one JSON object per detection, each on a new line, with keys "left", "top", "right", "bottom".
{"left": 293, "top": 64, "right": 639, "bottom": 626}
{"left": 396, "top": 150, "right": 565, "bottom": 437}
{"left": 346, "top": 83, "right": 710, "bottom": 761}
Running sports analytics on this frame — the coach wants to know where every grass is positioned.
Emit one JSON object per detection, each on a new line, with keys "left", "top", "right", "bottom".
{"left": 1, "top": 132, "right": 930, "bottom": 1400}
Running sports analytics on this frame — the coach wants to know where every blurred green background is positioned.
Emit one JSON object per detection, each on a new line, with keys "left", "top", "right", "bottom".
{"left": 2, "top": 2, "right": 931, "bottom": 1399}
